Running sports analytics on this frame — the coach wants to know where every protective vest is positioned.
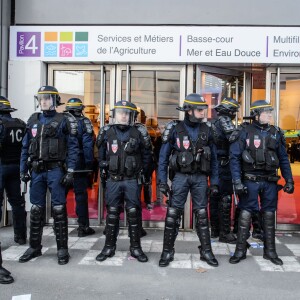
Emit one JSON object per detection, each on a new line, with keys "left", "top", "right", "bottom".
{"left": 242, "top": 124, "right": 280, "bottom": 173}
{"left": 211, "top": 119, "right": 230, "bottom": 155}
{"left": 106, "top": 126, "right": 142, "bottom": 177}
{"left": 170, "top": 122, "right": 211, "bottom": 174}
{"left": 27, "top": 113, "right": 67, "bottom": 162}
{"left": 0, "top": 118, "right": 26, "bottom": 164}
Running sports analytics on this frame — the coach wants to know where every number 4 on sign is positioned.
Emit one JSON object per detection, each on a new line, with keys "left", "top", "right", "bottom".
{"left": 25, "top": 35, "right": 38, "bottom": 54}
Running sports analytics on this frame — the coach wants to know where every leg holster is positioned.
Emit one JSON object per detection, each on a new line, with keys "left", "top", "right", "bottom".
{"left": 233, "top": 210, "right": 251, "bottom": 258}
{"left": 262, "top": 211, "right": 280, "bottom": 260}
{"left": 219, "top": 195, "right": 232, "bottom": 235}
{"left": 162, "top": 207, "right": 183, "bottom": 252}
{"left": 29, "top": 205, "right": 44, "bottom": 249}
{"left": 52, "top": 205, "right": 68, "bottom": 251}
{"left": 104, "top": 206, "right": 120, "bottom": 248}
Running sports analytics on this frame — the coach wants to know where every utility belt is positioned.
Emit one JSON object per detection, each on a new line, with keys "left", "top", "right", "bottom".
{"left": 109, "top": 174, "right": 138, "bottom": 182}
{"left": 243, "top": 173, "right": 280, "bottom": 182}
{"left": 31, "top": 160, "right": 64, "bottom": 173}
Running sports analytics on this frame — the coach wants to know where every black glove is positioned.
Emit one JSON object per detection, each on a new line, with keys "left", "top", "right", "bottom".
{"left": 209, "top": 185, "right": 219, "bottom": 196}
{"left": 20, "top": 172, "right": 31, "bottom": 183}
{"left": 60, "top": 172, "right": 74, "bottom": 187}
{"left": 100, "top": 168, "right": 107, "bottom": 189}
{"left": 159, "top": 183, "right": 170, "bottom": 197}
{"left": 233, "top": 179, "right": 248, "bottom": 196}
{"left": 283, "top": 179, "right": 294, "bottom": 194}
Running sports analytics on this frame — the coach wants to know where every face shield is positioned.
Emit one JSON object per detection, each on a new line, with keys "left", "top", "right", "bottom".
{"left": 187, "top": 106, "right": 208, "bottom": 123}
{"left": 35, "top": 93, "right": 57, "bottom": 111}
{"left": 113, "top": 107, "right": 135, "bottom": 126}
{"left": 258, "top": 108, "right": 274, "bottom": 125}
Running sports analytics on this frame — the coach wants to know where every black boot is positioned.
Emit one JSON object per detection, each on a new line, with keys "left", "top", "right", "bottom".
{"left": 252, "top": 211, "right": 264, "bottom": 242}
{"left": 229, "top": 210, "right": 251, "bottom": 264}
{"left": 219, "top": 195, "right": 236, "bottom": 244}
{"left": 209, "top": 194, "right": 220, "bottom": 238}
{"left": 53, "top": 205, "right": 70, "bottom": 265}
{"left": 263, "top": 211, "right": 283, "bottom": 265}
{"left": 96, "top": 206, "right": 119, "bottom": 262}
{"left": 127, "top": 207, "right": 148, "bottom": 263}
{"left": 13, "top": 209, "right": 27, "bottom": 245}
{"left": 19, "top": 205, "right": 44, "bottom": 263}
{"left": 0, "top": 244, "right": 14, "bottom": 284}
{"left": 159, "top": 207, "right": 183, "bottom": 267}
{"left": 195, "top": 208, "right": 218, "bottom": 267}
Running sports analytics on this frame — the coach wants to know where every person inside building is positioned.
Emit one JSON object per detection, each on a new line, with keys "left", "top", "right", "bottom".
{"left": 96, "top": 100, "right": 153, "bottom": 263}
{"left": 158, "top": 93, "right": 219, "bottom": 267}
{"left": 19, "top": 86, "right": 79, "bottom": 265}
{"left": 65, "top": 98, "right": 95, "bottom": 237}
{"left": 0, "top": 96, "right": 27, "bottom": 245}
{"left": 229, "top": 100, "right": 294, "bottom": 265}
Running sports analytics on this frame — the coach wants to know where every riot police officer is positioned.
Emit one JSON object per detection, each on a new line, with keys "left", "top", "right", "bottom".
{"left": 210, "top": 97, "right": 239, "bottom": 244}
{"left": 0, "top": 243, "right": 13, "bottom": 284}
{"left": 158, "top": 93, "right": 219, "bottom": 267}
{"left": 65, "top": 98, "right": 95, "bottom": 237}
{"left": 0, "top": 96, "right": 27, "bottom": 245}
{"left": 229, "top": 100, "right": 294, "bottom": 265}
{"left": 96, "top": 100, "right": 153, "bottom": 263}
{"left": 19, "top": 86, "right": 79, "bottom": 265}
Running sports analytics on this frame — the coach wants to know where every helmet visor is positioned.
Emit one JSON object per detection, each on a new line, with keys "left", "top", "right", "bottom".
{"left": 36, "top": 93, "right": 56, "bottom": 110}
{"left": 113, "top": 107, "right": 134, "bottom": 125}
{"left": 258, "top": 108, "right": 274, "bottom": 124}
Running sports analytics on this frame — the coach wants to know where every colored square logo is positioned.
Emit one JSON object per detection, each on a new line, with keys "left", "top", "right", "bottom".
{"left": 17, "top": 32, "right": 41, "bottom": 57}
{"left": 45, "top": 32, "right": 58, "bottom": 41}
{"left": 75, "top": 32, "right": 88, "bottom": 42}
{"left": 75, "top": 43, "right": 88, "bottom": 57}
{"left": 60, "top": 32, "right": 73, "bottom": 42}
{"left": 60, "top": 43, "right": 73, "bottom": 57}
{"left": 44, "top": 43, "right": 58, "bottom": 57}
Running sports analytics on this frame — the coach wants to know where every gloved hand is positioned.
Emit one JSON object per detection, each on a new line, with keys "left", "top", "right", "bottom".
{"left": 20, "top": 172, "right": 31, "bottom": 183}
{"left": 283, "top": 179, "right": 294, "bottom": 194}
{"left": 100, "top": 168, "right": 107, "bottom": 189}
{"left": 233, "top": 179, "right": 248, "bottom": 196}
{"left": 159, "top": 183, "right": 170, "bottom": 197}
{"left": 60, "top": 172, "right": 74, "bottom": 187}
{"left": 209, "top": 185, "right": 219, "bottom": 196}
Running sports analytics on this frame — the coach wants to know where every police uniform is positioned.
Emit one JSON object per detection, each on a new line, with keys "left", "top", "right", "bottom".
{"left": 210, "top": 97, "right": 239, "bottom": 244}
{"left": 65, "top": 98, "right": 95, "bottom": 237}
{"left": 0, "top": 96, "right": 27, "bottom": 245}
{"left": 158, "top": 93, "right": 219, "bottom": 267}
{"left": 229, "top": 100, "right": 294, "bottom": 265}
{"left": 96, "top": 101, "right": 153, "bottom": 263}
{"left": 0, "top": 243, "right": 13, "bottom": 284}
{"left": 19, "top": 86, "right": 79, "bottom": 265}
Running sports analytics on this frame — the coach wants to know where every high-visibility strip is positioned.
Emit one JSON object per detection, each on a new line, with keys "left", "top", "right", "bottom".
{"left": 114, "top": 105, "right": 137, "bottom": 111}
{"left": 184, "top": 99, "right": 207, "bottom": 105}
{"left": 66, "top": 103, "right": 82, "bottom": 106}
{"left": 221, "top": 100, "right": 239, "bottom": 107}
{"left": 0, "top": 100, "right": 11, "bottom": 106}
{"left": 250, "top": 104, "right": 273, "bottom": 110}
{"left": 38, "top": 91, "right": 58, "bottom": 94}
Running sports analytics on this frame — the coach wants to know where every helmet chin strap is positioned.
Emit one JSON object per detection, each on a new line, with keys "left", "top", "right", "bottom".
{"left": 188, "top": 110, "right": 203, "bottom": 123}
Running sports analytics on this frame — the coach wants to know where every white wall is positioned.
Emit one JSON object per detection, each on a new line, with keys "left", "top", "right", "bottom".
{"left": 8, "top": 60, "right": 46, "bottom": 122}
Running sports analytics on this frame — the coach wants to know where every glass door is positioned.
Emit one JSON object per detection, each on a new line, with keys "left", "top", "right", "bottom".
{"left": 117, "top": 65, "right": 186, "bottom": 228}
{"left": 48, "top": 64, "right": 115, "bottom": 225}
{"left": 267, "top": 68, "right": 300, "bottom": 229}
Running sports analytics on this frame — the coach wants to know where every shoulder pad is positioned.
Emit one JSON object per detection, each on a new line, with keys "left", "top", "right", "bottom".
{"left": 162, "top": 120, "right": 179, "bottom": 143}
{"left": 271, "top": 125, "right": 285, "bottom": 144}
{"left": 27, "top": 112, "right": 40, "bottom": 127}
{"left": 205, "top": 121, "right": 211, "bottom": 127}
{"left": 229, "top": 128, "right": 241, "bottom": 143}
{"left": 96, "top": 125, "right": 111, "bottom": 147}
{"left": 219, "top": 115, "right": 235, "bottom": 134}
{"left": 63, "top": 112, "right": 78, "bottom": 136}
{"left": 135, "top": 123, "right": 152, "bottom": 149}
{"left": 83, "top": 117, "right": 94, "bottom": 134}
{"left": 15, "top": 118, "right": 26, "bottom": 127}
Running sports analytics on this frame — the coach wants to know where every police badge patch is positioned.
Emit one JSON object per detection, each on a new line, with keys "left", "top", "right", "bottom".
{"left": 183, "top": 136, "right": 190, "bottom": 149}
{"left": 111, "top": 140, "right": 118, "bottom": 153}
{"left": 31, "top": 124, "right": 38, "bottom": 137}
{"left": 254, "top": 135, "right": 261, "bottom": 148}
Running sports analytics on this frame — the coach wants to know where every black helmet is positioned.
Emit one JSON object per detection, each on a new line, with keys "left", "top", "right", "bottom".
{"left": 0, "top": 96, "right": 17, "bottom": 112}
{"left": 112, "top": 100, "right": 138, "bottom": 127}
{"left": 177, "top": 93, "right": 208, "bottom": 111}
{"left": 35, "top": 85, "right": 62, "bottom": 110}
{"left": 65, "top": 98, "right": 85, "bottom": 111}
{"left": 177, "top": 93, "right": 208, "bottom": 123}
{"left": 215, "top": 97, "right": 240, "bottom": 117}
{"left": 250, "top": 100, "right": 273, "bottom": 117}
